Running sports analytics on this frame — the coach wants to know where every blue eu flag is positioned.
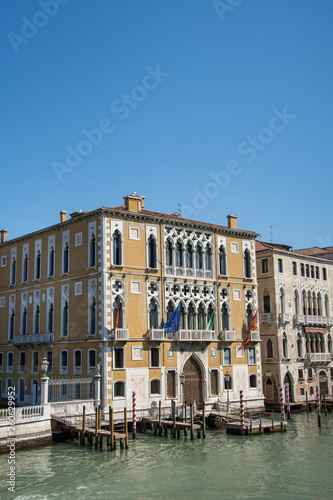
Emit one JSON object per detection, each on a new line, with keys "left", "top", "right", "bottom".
{"left": 164, "top": 305, "right": 180, "bottom": 334}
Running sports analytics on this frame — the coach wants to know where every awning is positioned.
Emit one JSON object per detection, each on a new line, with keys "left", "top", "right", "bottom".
{"left": 305, "top": 327, "right": 327, "bottom": 334}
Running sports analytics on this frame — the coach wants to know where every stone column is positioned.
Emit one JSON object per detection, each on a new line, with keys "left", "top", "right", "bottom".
{"left": 40, "top": 376, "right": 49, "bottom": 406}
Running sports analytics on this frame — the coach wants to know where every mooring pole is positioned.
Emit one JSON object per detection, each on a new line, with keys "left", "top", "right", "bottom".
{"left": 81, "top": 405, "right": 86, "bottom": 445}
{"left": 322, "top": 389, "right": 327, "bottom": 416}
{"left": 202, "top": 401, "right": 206, "bottom": 439}
{"left": 158, "top": 400, "right": 162, "bottom": 436}
{"left": 316, "top": 386, "right": 321, "bottom": 427}
{"left": 132, "top": 391, "right": 137, "bottom": 439}
{"left": 306, "top": 391, "right": 309, "bottom": 414}
{"left": 190, "top": 403, "right": 194, "bottom": 441}
{"left": 124, "top": 407, "right": 129, "bottom": 449}
{"left": 285, "top": 383, "right": 291, "bottom": 420}
{"left": 173, "top": 400, "right": 176, "bottom": 439}
{"left": 184, "top": 400, "right": 187, "bottom": 423}
{"left": 279, "top": 386, "right": 285, "bottom": 424}
{"left": 240, "top": 390, "right": 245, "bottom": 434}
{"left": 110, "top": 407, "right": 115, "bottom": 451}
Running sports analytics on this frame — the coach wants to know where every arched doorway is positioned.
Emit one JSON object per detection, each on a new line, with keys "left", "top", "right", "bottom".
{"left": 319, "top": 371, "right": 328, "bottom": 394}
{"left": 284, "top": 372, "right": 293, "bottom": 403}
{"left": 183, "top": 356, "right": 203, "bottom": 406}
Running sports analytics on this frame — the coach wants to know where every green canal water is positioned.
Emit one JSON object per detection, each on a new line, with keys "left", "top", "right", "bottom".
{"left": 0, "top": 413, "right": 332, "bottom": 500}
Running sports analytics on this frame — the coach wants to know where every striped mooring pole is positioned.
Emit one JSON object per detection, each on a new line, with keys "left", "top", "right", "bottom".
{"left": 132, "top": 391, "right": 137, "bottom": 438}
{"left": 279, "top": 386, "right": 285, "bottom": 423}
{"left": 285, "top": 383, "right": 291, "bottom": 419}
{"left": 316, "top": 386, "right": 321, "bottom": 428}
{"left": 240, "top": 390, "right": 245, "bottom": 434}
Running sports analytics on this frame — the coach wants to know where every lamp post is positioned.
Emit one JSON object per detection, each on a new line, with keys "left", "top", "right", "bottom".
{"left": 225, "top": 370, "right": 231, "bottom": 418}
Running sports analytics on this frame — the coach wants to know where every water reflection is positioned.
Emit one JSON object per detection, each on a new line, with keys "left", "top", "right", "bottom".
{"left": 0, "top": 413, "right": 332, "bottom": 499}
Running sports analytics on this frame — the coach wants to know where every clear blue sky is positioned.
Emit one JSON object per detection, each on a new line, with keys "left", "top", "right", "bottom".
{"left": 1, "top": 0, "right": 332, "bottom": 250}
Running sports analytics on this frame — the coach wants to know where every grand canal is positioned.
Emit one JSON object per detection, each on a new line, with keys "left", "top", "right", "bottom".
{"left": 0, "top": 412, "right": 332, "bottom": 499}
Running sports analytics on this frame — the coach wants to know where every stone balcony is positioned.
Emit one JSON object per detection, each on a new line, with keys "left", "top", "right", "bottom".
{"left": 279, "top": 313, "right": 291, "bottom": 324}
{"left": 307, "top": 352, "right": 331, "bottom": 363}
{"left": 148, "top": 329, "right": 216, "bottom": 341}
{"left": 221, "top": 330, "right": 235, "bottom": 341}
{"left": 260, "top": 313, "right": 273, "bottom": 324}
{"left": 14, "top": 333, "right": 54, "bottom": 346}
{"left": 165, "top": 266, "right": 213, "bottom": 280}
{"left": 110, "top": 328, "right": 129, "bottom": 341}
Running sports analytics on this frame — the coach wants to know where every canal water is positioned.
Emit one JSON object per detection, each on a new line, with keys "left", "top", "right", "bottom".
{"left": 0, "top": 413, "right": 332, "bottom": 500}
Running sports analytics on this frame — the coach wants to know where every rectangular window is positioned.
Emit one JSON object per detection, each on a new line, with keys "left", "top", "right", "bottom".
{"left": 300, "top": 263, "right": 305, "bottom": 277}
{"left": 223, "top": 347, "right": 231, "bottom": 366}
{"left": 74, "top": 350, "right": 82, "bottom": 374}
{"left": 263, "top": 295, "right": 270, "bottom": 313}
{"left": 292, "top": 262, "right": 297, "bottom": 276}
{"left": 0, "top": 352, "right": 3, "bottom": 372}
{"left": 323, "top": 268, "right": 327, "bottom": 280}
{"left": 7, "top": 352, "right": 13, "bottom": 372}
{"left": 88, "top": 350, "right": 96, "bottom": 374}
{"left": 114, "top": 347, "right": 124, "bottom": 369}
{"left": 261, "top": 259, "right": 268, "bottom": 274}
{"left": 233, "top": 289, "right": 241, "bottom": 301}
{"left": 248, "top": 347, "right": 256, "bottom": 365}
{"left": 278, "top": 258, "right": 283, "bottom": 273}
{"left": 308, "top": 368, "right": 313, "bottom": 379}
{"left": 310, "top": 265, "right": 315, "bottom": 278}
{"left": 60, "top": 351, "right": 68, "bottom": 374}
{"left": 315, "top": 266, "right": 320, "bottom": 279}
{"left": 75, "top": 233, "right": 82, "bottom": 246}
{"left": 306, "top": 264, "right": 310, "bottom": 277}
{"left": 0, "top": 297, "right": 5, "bottom": 308}
{"left": 150, "top": 347, "right": 160, "bottom": 368}
{"left": 298, "top": 368, "right": 304, "bottom": 380}
{"left": 230, "top": 242, "right": 239, "bottom": 253}
{"left": 1, "top": 256, "right": 6, "bottom": 267}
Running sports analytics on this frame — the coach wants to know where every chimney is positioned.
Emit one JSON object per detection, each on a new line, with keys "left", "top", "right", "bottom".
{"left": 0, "top": 229, "right": 8, "bottom": 243}
{"left": 227, "top": 215, "right": 238, "bottom": 229}
{"left": 60, "top": 211, "right": 67, "bottom": 223}
{"left": 123, "top": 192, "right": 145, "bottom": 212}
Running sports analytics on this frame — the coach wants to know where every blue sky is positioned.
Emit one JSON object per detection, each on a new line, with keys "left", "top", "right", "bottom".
{"left": 1, "top": 0, "right": 332, "bottom": 250}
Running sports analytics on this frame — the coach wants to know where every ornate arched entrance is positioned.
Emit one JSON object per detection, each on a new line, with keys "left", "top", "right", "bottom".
{"left": 319, "top": 370, "right": 328, "bottom": 394}
{"left": 183, "top": 356, "right": 203, "bottom": 406}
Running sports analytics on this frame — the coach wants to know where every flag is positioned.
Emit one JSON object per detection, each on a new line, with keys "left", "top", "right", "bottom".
{"left": 164, "top": 305, "right": 179, "bottom": 334}
{"left": 206, "top": 308, "right": 215, "bottom": 330}
{"left": 114, "top": 299, "right": 120, "bottom": 329}
{"left": 241, "top": 310, "right": 258, "bottom": 348}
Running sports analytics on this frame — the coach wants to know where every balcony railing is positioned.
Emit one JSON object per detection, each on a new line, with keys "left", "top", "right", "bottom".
{"left": 280, "top": 313, "right": 291, "bottom": 323}
{"left": 148, "top": 329, "right": 216, "bottom": 341}
{"left": 165, "top": 266, "right": 213, "bottom": 280}
{"left": 178, "top": 329, "right": 216, "bottom": 341}
{"left": 260, "top": 313, "right": 273, "bottom": 323}
{"left": 308, "top": 353, "right": 331, "bottom": 363}
{"left": 250, "top": 331, "right": 260, "bottom": 342}
{"left": 110, "top": 328, "right": 129, "bottom": 341}
{"left": 221, "top": 330, "right": 235, "bottom": 341}
{"left": 14, "top": 333, "right": 54, "bottom": 346}
{"left": 294, "top": 314, "right": 305, "bottom": 325}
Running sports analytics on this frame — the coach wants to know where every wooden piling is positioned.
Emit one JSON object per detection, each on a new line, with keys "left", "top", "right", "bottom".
{"left": 158, "top": 400, "right": 162, "bottom": 436}
{"left": 184, "top": 400, "right": 187, "bottom": 423}
{"left": 172, "top": 400, "right": 176, "bottom": 439}
{"left": 271, "top": 411, "right": 274, "bottom": 431}
{"left": 316, "top": 386, "right": 321, "bottom": 428}
{"left": 124, "top": 407, "right": 129, "bottom": 449}
{"left": 98, "top": 405, "right": 101, "bottom": 431}
{"left": 322, "top": 389, "right": 327, "bottom": 416}
{"left": 306, "top": 391, "right": 309, "bottom": 414}
{"left": 190, "top": 403, "right": 194, "bottom": 440}
{"left": 81, "top": 405, "right": 86, "bottom": 445}
{"left": 202, "top": 401, "right": 206, "bottom": 439}
{"left": 95, "top": 407, "right": 98, "bottom": 448}
{"left": 109, "top": 407, "right": 115, "bottom": 451}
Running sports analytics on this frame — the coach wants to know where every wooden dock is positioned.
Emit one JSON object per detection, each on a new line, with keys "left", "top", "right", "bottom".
{"left": 225, "top": 418, "right": 287, "bottom": 435}
{"left": 53, "top": 405, "right": 129, "bottom": 450}
{"left": 141, "top": 417, "right": 202, "bottom": 439}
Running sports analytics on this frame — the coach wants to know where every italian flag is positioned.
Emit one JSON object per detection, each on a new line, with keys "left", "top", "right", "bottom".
{"left": 206, "top": 308, "right": 216, "bottom": 330}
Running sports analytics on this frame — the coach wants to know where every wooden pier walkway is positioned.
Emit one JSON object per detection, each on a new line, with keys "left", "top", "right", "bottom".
{"left": 52, "top": 406, "right": 128, "bottom": 450}
{"left": 141, "top": 417, "right": 202, "bottom": 439}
